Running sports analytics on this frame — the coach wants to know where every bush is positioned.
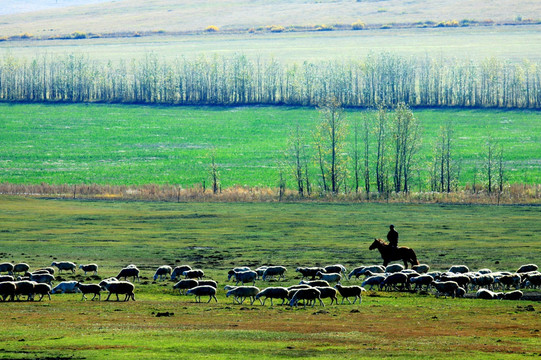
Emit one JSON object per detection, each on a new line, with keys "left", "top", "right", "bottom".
{"left": 380, "top": 24, "right": 392, "bottom": 29}
{"left": 352, "top": 20, "right": 366, "bottom": 30}
{"left": 205, "top": 25, "right": 219, "bottom": 32}
{"left": 0, "top": 36, "right": 7, "bottom": 42}
{"left": 71, "top": 31, "right": 87, "bottom": 39}
{"left": 267, "top": 25, "right": 285, "bottom": 33}
{"left": 315, "top": 24, "right": 334, "bottom": 31}
{"left": 20, "top": 32, "right": 33, "bottom": 39}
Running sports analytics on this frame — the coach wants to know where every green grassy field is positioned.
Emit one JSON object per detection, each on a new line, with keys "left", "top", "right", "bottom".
{"left": 0, "top": 103, "right": 539, "bottom": 188}
{"left": 0, "top": 196, "right": 540, "bottom": 359}
{"left": 3, "top": 26, "right": 541, "bottom": 63}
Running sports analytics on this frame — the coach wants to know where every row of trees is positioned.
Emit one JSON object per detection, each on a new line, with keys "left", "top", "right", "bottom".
{"left": 281, "top": 100, "right": 505, "bottom": 197}
{"left": 0, "top": 53, "right": 539, "bottom": 108}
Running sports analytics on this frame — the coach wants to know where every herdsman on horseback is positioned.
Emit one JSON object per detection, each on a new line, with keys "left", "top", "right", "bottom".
{"left": 387, "top": 225, "right": 398, "bottom": 248}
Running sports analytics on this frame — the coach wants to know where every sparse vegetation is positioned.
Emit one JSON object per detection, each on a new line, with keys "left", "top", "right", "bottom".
{"left": 351, "top": 20, "right": 366, "bottom": 30}
{"left": 205, "top": 25, "right": 219, "bottom": 32}
{"left": 267, "top": 25, "right": 286, "bottom": 33}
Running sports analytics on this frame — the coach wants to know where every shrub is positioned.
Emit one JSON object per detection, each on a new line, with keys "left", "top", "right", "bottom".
{"left": 133, "top": 32, "right": 143, "bottom": 37}
{"left": 205, "top": 25, "right": 219, "bottom": 32}
{"left": 20, "top": 32, "right": 33, "bottom": 39}
{"left": 267, "top": 25, "right": 285, "bottom": 33}
{"left": 0, "top": 36, "right": 7, "bottom": 42}
{"left": 352, "top": 20, "right": 366, "bottom": 30}
{"left": 315, "top": 24, "right": 334, "bottom": 31}
{"left": 380, "top": 24, "right": 392, "bottom": 29}
{"left": 71, "top": 31, "right": 87, "bottom": 39}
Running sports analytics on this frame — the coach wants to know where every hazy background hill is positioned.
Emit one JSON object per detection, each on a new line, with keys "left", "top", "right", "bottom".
{"left": 0, "top": 0, "right": 539, "bottom": 37}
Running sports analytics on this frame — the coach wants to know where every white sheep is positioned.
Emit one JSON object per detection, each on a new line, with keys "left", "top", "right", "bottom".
{"left": 382, "top": 273, "right": 409, "bottom": 291}
{"left": 51, "top": 261, "right": 77, "bottom": 274}
{"left": 255, "top": 266, "right": 268, "bottom": 280}
{"left": 409, "top": 275, "right": 434, "bottom": 292}
{"left": 440, "top": 273, "right": 470, "bottom": 289}
{"left": 229, "top": 270, "right": 257, "bottom": 286}
{"left": 183, "top": 269, "right": 205, "bottom": 280}
{"left": 412, "top": 264, "right": 430, "bottom": 274}
{"left": 52, "top": 281, "right": 81, "bottom": 294}
{"left": 299, "top": 279, "right": 330, "bottom": 288}
{"left": 75, "top": 282, "right": 101, "bottom": 301}
{"left": 494, "top": 274, "right": 521, "bottom": 290}
{"left": 186, "top": 285, "right": 218, "bottom": 303}
{"left": 198, "top": 280, "right": 218, "bottom": 288}
{"left": 316, "top": 271, "right": 342, "bottom": 284}
{"left": 348, "top": 266, "right": 366, "bottom": 280}
{"left": 100, "top": 280, "right": 135, "bottom": 301}
{"left": 255, "top": 287, "right": 289, "bottom": 306}
{"left": 433, "top": 281, "right": 459, "bottom": 298}
{"left": 13, "top": 280, "right": 36, "bottom": 301}
{"left": 171, "top": 265, "right": 192, "bottom": 280}
{"left": 13, "top": 263, "right": 30, "bottom": 274}
{"left": 361, "top": 275, "right": 386, "bottom": 291}
{"left": 262, "top": 266, "right": 287, "bottom": 281}
{"left": 173, "top": 279, "right": 199, "bottom": 295}
{"left": 227, "top": 267, "right": 251, "bottom": 281}
{"left": 34, "top": 267, "right": 55, "bottom": 275}
{"left": 0, "top": 275, "right": 14, "bottom": 283}
{"left": 116, "top": 266, "right": 140, "bottom": 282}
{"left": 448, "top": 265, "right": 469, "bottom": 274}
{"left": 30, "top": 273, "right": 55, "bottom": 285}
{"left": 517, "top": 264, "right": 538, "bottom": 273}
{"left": 476, "top": 288, "right": 500, "bottom": 300}
{"left": 324, "top": 264, "right": 347, "bottom": 277}
{"left": 470, "top": 274, "right": 495, "bottom": 291}
{"left": 153, "top": 265, "right": 173, "bottom": 281}
{"left": 334, "top": 284, "right": 365, "bottom": 304}
{"left": 33, "top": 283, "right": 52, "bottom": 301}
{"left": 523, "top": 273, "right": 541, "bottom": 288}
{"left": 385, "top": 263, "right": 405, "bottom": 274}
{"left": 79, "top": 264, "right": 99, "bottom": 276}
{"left": 226, "top": 286, "right": 260, "bottom": 305}
{"left": 289, "top": 288, "right": 323, "bottom": 308}
{"left": 0, "top": 262, "right": 14, "bottom": 275}
{"left": 498, "top": 290, "right": 523, "bottom": 300}
{"left": 477, "top": 268, "right": 492, "bottom": 274}
{"left": 314, "top": 286, "right": 339, "bottom": 305}
{"left": 295, "top": 267, "right": 325, "bottom": 280}
{"left": 0, "top": 281, "right": 16, "bottom": 301}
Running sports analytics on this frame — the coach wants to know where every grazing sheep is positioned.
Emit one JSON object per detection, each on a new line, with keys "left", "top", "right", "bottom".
{"left": 433, "top": 281, "right": 460, "bottom": 298}
{"left": 362, "top": 270, "right": 386, "bottom": 278}
{"left": 470, "top": 274, "right": 495, "bottom": 291}
{"left": 229, "top": 270, "right": 257, "bottom": 286}
{"left": 348, "top": 267, "right": 365, "bottom": 280}
{"left": 13, "top": 263, "right": 30, "bottom": 274}
{"left": 186, "top": 285, "right": 218, "bottom": 303}
{"left": 255, "top": 287, "right": 289, "bottom": 306}
{"left": 30, "top": 273, "right": 55, "bottom": 285}
{"left": 52, "top": 281, "right": 81, "bottom": 294}
{"left": 315, "top": 286, "right": 339, "bottom": 305}
{"left": 316, "top": 271, "right": 342, "bottom": 284}
{"left": 523, "top": 273, "right": 541, "bottom": 289}
{"left": 0, "top": 281, "right": 16, "bottom": 301}
{"left": 289, "top": 288, "right": 323, "bottom": 308}
{"left": 348, "top": 265, "right": 385, "bottom": 280}
{"left": 477, "top": 268, "right": 492, "bottom": 274}
{"left": 448, "top": 265, "right": 469, "bottom": 274}
{"left": 498, "top": 290, "right": 523, "bottom": 300}
{"left": 255, "top": 266, "right": 268, "bottom": 280}
{"left": 13, "top": 280, "right": 36, "bottom": 301}
{"left": 382, "top": 273, "right": 409, "bottom": 291}
{"left": 456, "top": 287, "right": 466, "bottom": 298}
{"left": 517, "top": 264, "right": 538, "bottom": 274}
{"left": 295, "top": 267, "right": 325, "bottom": 280}
{"left": 0, "top": 262, "right": 14, "bottom": 275}
{"left": 75, "top": 282, "right": 101, "bottom": 301}
{"left": 262, "top": 266, "right": 287, "bottom": 281}
{"left": 440, "top": 273, "right": 470, "bottom": 289}
{"left": 116, "top": 266, "right": 140, "bottom": 282}
{"left": 34, "top": 267, "right": 55, "bottom": 275}
{"left": 226, "top": 286, "right": 260, "bottom": 305}
{"left": 361, "top": 275, "right": 386, "bottom": 291}
{"left": 412, "top": 264, "right": 430, "bottom": 274}
{"left": 183, "top": 269, "right": 205, "bottom": 280}
{"left": 385, "top": 263, "right": 405, "bottom": 274}
{"left": 153, "top": 265, "right": 173, "bottom": 281}
{"left": 0, "top": 275, "right": 14, "bottom": 282}
{"left": 299, "top": 280, "right": 330, "bottom": 288}
{"left": 79, "top": 264, "right": 99, "bottom": 276}
{"left": 51, "top": 261, "right": 77, "bottom": 274}
{"left": 101, "top": 281, "right": 135, "bottom": 301}
{"left": 426, "top": 271, "right": 442, "bottom": 280}
{"left": 173, "top": 279, "right": 199, "bottom": 295}
{"left": 324, "top": 264, "right": 347, "bottom": 277}
{"left": 494, "top": 274, "right": 521, "bottom": 290}
{"left": 227, "top": 267, "right": 251, "bottom": 281}
{"left": 476, "top": 288, "right": 500, "bottom": 300}
{"left": 334, "top": 284, "right": 365, "bottom": 304}
{"left": 198, "top": 280, "right": 218, "bottom": 288}
{"left": 171, "top": 265, "right": 192, "bottom": 280}
{"left": 33, "top": 283, "right": 52, "bottom": 301}
{"left": 409, "top": 275, "right": 434, "bottom": 292}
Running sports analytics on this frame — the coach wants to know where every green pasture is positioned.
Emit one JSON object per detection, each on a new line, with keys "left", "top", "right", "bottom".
{"left": 0, "top": 103, "right": 539, "bottom": 188}
{"left": 3, "top": 26, "right": 541, "bottom": 63}
{"left": 0, "top": 197, "right": 540, "bottom": 359}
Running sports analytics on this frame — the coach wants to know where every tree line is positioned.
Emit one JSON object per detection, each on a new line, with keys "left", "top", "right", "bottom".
{"left": 0, "top": 53, "right": 539, "bottom": 108}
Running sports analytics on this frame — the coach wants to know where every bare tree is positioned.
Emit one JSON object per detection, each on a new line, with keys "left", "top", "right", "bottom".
{"left": 391, "top": 102, "right": 420, "bottom": 193}
{"left": 208, "top": 149, "right": 220, "bottom": 194}
{"left": 374, "top": 104, "right": 389, "bottom": 194}
{"left": 286, "top": 122, "right": 306, "bottom": 196}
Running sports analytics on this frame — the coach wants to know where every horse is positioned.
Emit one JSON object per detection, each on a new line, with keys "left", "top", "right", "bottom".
{"left": 369, "top": 238, "right": 420, "bottom": 269}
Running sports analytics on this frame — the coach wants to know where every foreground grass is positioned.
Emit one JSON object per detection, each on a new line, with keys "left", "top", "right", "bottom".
{"left": 1, "top": 104, "right": 540, "bottom": 188}
{"left": 0, "top": 196, "right": 540, "bottom": 358}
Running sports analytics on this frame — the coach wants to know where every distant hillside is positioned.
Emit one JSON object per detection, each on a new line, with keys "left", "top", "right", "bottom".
{"left": 0, "top": 0, "right": 539, "bottom": 38}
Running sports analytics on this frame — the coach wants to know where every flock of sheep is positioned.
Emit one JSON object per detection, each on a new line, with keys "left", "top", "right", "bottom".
{"left": 0, "top": 261, "right": 539, "bottom": 307}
